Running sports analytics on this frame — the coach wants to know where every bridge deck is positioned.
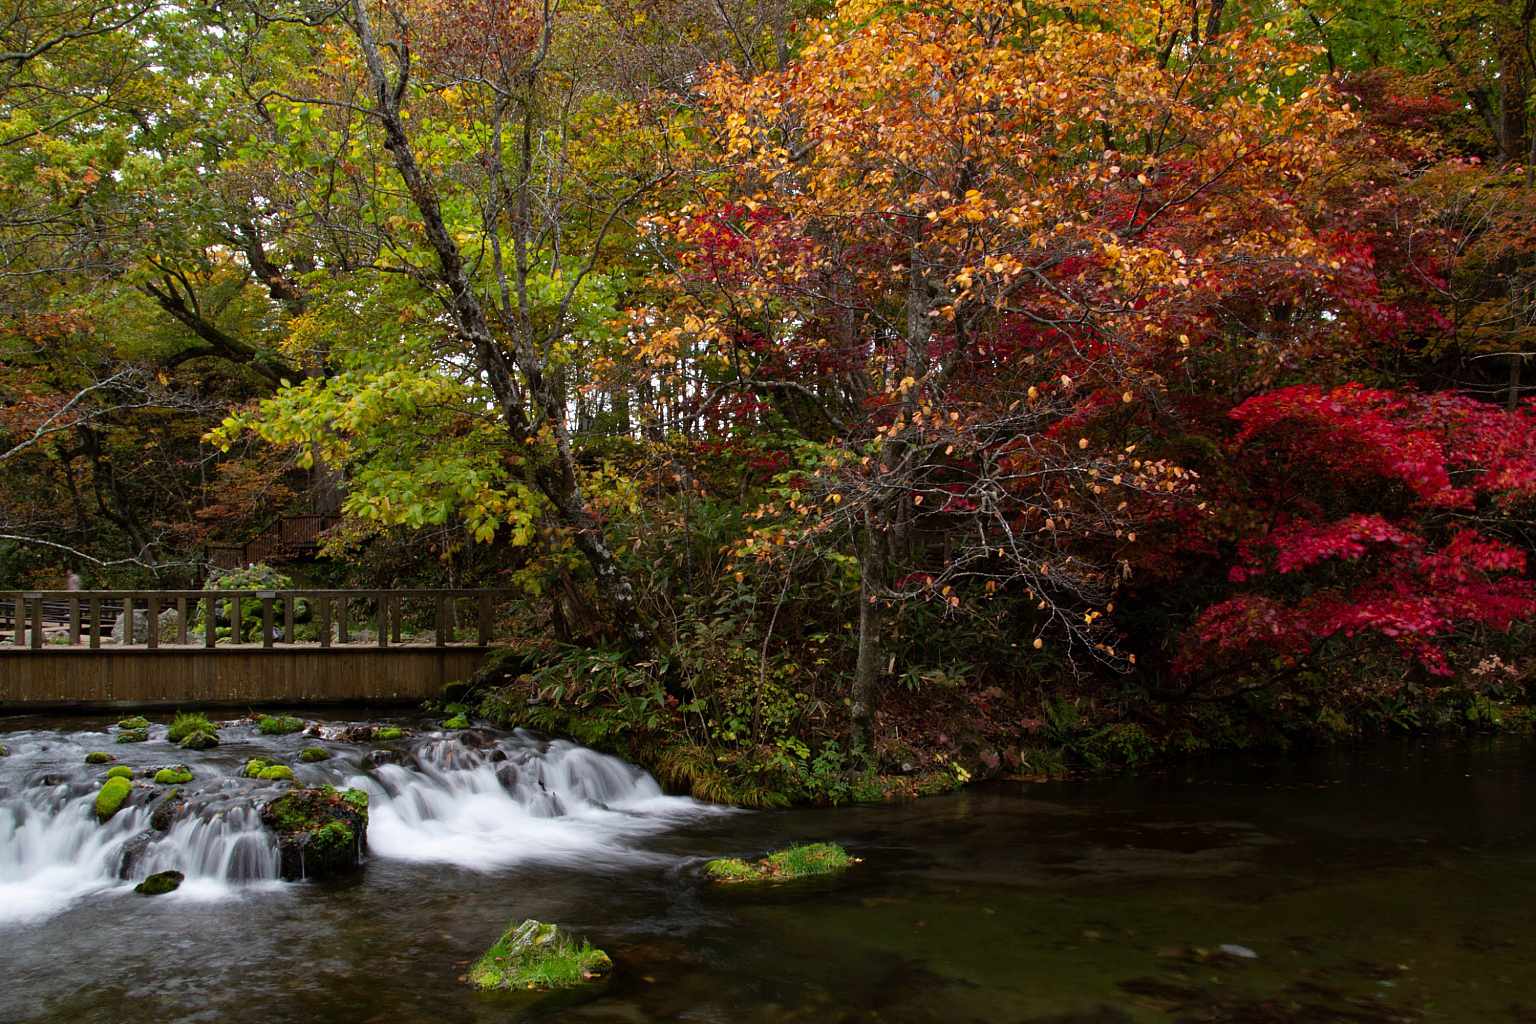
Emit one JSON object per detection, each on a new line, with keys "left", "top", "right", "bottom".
{"left": 0, "top": 589, "right": 505, "bottom": 709}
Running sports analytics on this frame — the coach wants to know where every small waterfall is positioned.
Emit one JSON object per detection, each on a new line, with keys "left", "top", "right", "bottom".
{"left": 356, "top": 732, "right": 714, "bottom": 870}
{"left": 0, "top": 722, "right": 718, "bottom": 926}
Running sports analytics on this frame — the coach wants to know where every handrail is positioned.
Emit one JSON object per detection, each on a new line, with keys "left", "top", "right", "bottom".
{"left": 1, "top": 589, "right": 510, "bottom": 652}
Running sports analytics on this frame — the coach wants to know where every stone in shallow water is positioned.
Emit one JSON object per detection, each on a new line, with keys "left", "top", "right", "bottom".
{"left": 467, "top": 919, "right": 612, "bottom": 991}
{"left": 260, "top": 786, "right": 369, "bottom": 881}
{"left": 134, "top": 870, "right": 184, "bottom": 896}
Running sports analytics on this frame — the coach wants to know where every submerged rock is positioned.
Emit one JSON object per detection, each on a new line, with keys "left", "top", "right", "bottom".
{"left": 177, "top": 731, "right": 218, "bottom": 751}
{"left": 299, "top": 747, "right": 331, "bottom": 763}
{"left": 134, "top": 870, "right": 184, "bottom": 896}
{"left": 116, "top": 729, "right": 148, "bottom": 744}
{"left": 467, "top": 919, "right": 612, "bottom": 991}
{"left": 260, "top": 786, "right": 369, "bottom": 881}
{"left": 150, "top": 790, "right": 187, "bottom": 831}
{"left": 360, "top": 749, "right": 408, "bottom": 770}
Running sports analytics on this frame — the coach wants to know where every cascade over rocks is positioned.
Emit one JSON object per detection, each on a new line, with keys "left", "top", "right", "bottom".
{"left": 260, "top": 786, "right": 369, "bottom": 881}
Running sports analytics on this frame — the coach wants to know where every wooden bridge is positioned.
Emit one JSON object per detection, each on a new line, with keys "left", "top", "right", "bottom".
{"left": 0, "top": 589, "right": 505, "bottom": 710}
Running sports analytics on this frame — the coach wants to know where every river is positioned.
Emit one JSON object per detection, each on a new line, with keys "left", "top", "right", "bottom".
{"left": 1, "top": 712, "right": 1532, "bottom": 1023}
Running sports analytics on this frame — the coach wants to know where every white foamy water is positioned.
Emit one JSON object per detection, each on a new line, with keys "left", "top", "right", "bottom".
{"left": 0, "top": 724, "right": 720, "bottom": 926}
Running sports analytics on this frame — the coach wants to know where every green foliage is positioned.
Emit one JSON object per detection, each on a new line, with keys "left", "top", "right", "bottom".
{"left": 257, "top": 715, "right": 304, "bottom": 735}
{"left": 154, "top": 767, "right": 193, "bottom": 785}
{"left": 167, "top": 713, "right": 217, "bottom": 744}
{"left": 705, "top": 842, "right": 855, "bottom": 883}
{"left": 441, "top": 713, "right": 470, "bottom": 730}
{"left": 374, "top": 727, "right": 404, "bottom": 741}
{"left": 467, "top": 920, "right": 613, "bottom": 991}
{"left": 116, "top": 729, "right": 148, "bottom": 744}
{"left": 257, "top": 765, "right": 295, "bottom": 782}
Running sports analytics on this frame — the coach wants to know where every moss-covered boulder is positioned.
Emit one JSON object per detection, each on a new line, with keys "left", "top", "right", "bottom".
{"left": 150, "top": 790, "right": 187, "bottom": 831}
{"left": 104, "top": 765, "right": 133, "bottom": 781}
{"left": 84, "top": 751, "right": 114, "bottom": 765}
{"left": 257, "top": 715, "right": 304, "bottom": 735}
{"left": 177, "top": 730, "right": 218, "bottom": 750}
{"left": 257, "top": 765, "right": 295, "bottom": 782}
{"left": 704, "top": 842, "right": 856, "bottom": 883}
{"left": 442, "top": 713, "right": 470, "bottom": 730}
{"left": 94, "top": 776, "right": 133, "bottom": 822}
{"left": 467, "top": 919, "right": 613, "bottom": 991}
{"left": 374, "top": 726, "right": 405, "bottom": 741}
{"left": 0, "top": 744, "right": 8, "bottom": 757}
{"left": 299, "top": 746, "right": 331, "bottom": 763}
{"left": 154, "top": 766, "right": 193, "bottom": 785}
{"left": 166, "top": 712, "right": 217, "bottom": 744}
{"left": 116, "top": 716, "right": 151, "bottom": 731}
{"left": 134, "top": 870, "right": 183, "bottom": 896}
{"left": 260, "top": 786, "right": 369, "bottom": 881}
{"left": 116, "top": 729, "right": 148, "bottom": 744}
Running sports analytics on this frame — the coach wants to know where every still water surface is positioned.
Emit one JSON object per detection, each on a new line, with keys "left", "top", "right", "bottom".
{"left": 1, "top": 713, "right": 1532, "bottom": 1023}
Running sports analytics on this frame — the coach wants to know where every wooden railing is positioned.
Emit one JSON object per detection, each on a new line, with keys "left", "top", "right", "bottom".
{"left": 0, "top": 589, "right": 505, "bottom": 651}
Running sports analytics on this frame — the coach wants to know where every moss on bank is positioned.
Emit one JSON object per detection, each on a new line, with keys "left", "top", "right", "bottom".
{"left": 467, "top": 919, "right": 612, "bottom": 991}
{"left": 705, "top": 842, "right": 856, "bottom": 883}
{"left": 257, "top": 715, "right": 304, "bottom": 735}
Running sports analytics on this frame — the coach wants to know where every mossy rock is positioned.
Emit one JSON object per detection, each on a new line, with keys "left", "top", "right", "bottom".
{"left": 241, "top": 758, "right": 278, "bottom": 778}
{"left": 116, "top": 716, "right": 151, "bottom": 731}
{"left": 154, "top": 766, "right": 193, "bottom": 785}
{"left": 84, "top": 751, "right": 114, "bottom": 765}
{"left": 94, "top": 776, "right": 133, "bottom": 822}
{"left": 467, "top": 919, "right": 613, "bottom": 991}
{"left": 0, "top": 744, "right": 8, "bottom": 757}
{"left": 299, "top": 746, "right": 331, "bottom": 763}
{"left": 704, "top": 842, "right": 856, "bottom": 883}
{"left": 134, "top": 870, "right": 183, "bottom": 896}
{"left": 150, "top": 790, "right": 186, "bottom": 831}
{"left": 257, "top": 765, "right": 295, "bottom": 782}
{"left": 442, "top": 713, "right": 470, "bottom": 730}
{"left": 374, "top": 726, "right": 405, "bottom": 741}
{"left": 257, "top": 715, "right": 305, "bottom": 735}
{"left": 260, "top": 786, "right": 369, "bottom": 881}
{"left": 104, "top": 765, "right": 133, "bottom": 781}
{"left": 116, "top": 729, "right": 148, "bottom": 744}
{"left": 177, "top": 730, "right": 218, "bottom": 750}
{"left": 167, "top": 712, "right": 218, "bottom": 744}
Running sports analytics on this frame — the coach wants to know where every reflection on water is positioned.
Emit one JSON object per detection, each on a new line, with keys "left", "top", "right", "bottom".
{"left": 1, "top": 714, "right": 1533, "bottom": 1024}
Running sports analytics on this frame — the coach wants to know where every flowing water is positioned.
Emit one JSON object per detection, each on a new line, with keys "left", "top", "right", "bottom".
{"left": 1, "top": 712, "right": 1533, "bottom": 1023}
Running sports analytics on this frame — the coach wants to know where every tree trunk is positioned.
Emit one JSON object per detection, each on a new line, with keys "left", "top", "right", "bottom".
{"left": 1498, "top": 2, "right": 1530, "bottom": 162}
{"left": 850, "top": 520, "right": 886, "bottom": 759}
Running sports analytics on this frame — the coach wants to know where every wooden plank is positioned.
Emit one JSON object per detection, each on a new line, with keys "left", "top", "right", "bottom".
{"left": 177, "top": 598, "right": 188, "bottom": 645}
{"left": 88, "top": 597, "right": 101, "bottom": 649}
{"left": 478, "top": 593, "right": 492, "bottom": 647}
{"left": 377, "top": 593, "right": 388, "bottom": 648}
{"left": 68, "top": 598, "right": 80, "bottom": 646}
{"left": 231, "top": 595, "right": 242, "bottom": 646}
{"left": 146, "top": 595, "right": 159, "bottom": 650}
{"left": 30, "top": 594, "right": 42, "bottom": 650}
{"left": 336, "top": 596, "right": 349, "bottom": 644}
{"left": 435, "top": 595, "right": 447, "bottom": 647}
{"left": 283, "top": 596, "right": 294, "bottom": 646}
{"left": 390, "top": 595, "right": 402, "bottom": 643}
{"left": 204, "top": 594, "right": 217, "bottom": 648}
{"left": 319, "top": 597, "right": 332, "bottom": 649}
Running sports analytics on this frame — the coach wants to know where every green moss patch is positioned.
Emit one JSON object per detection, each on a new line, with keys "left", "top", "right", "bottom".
{"left": 167, "top": 712, "right": 217, "bottom": 744}
{"left": 705, "top": 842, "right": 856, "bottom": 883}
{"left": 299, "top": 746, "right": 331, "bottom": 763}
{"left": 257, "top": 715, "right": 304, "bottom": 735}
{"left": 177, "top": 730, "right": 218, "bottom": 750}
{"left": 467, "top": 919, "right": 613, "bottom": 991}
{"left": 442, "top": 713, "right": 470, "bottom": 730}
{"left": 260, "top": 786, "right": 370, "bottom": 880}
{"left": 116, "top": 716, "right": 151, "bottom": 731}
{"left": 154, "top": 766, "right": 193, "bottom": 785}
{"left": 375, "top": 726, "right": 404, "bottom": 741}
{"left": 84, "top": 751, "right": 113, "bottom": 764}
{"left": 94, "top": 776, "right": 133, "bottom": 822}
{"left": 0, "top": 744, "right": 8, "bottom": 757}
{"left": 134, "top": 870, "right": 183, "bottom": 896}
{"left": 257, "top": 765, "right": 295, "bottom": 782}
{"left": 116, "top": 729, "right": 149, "bottom": 744}
{"left": 104, "top": 765, "right": 133, "bottom": 781}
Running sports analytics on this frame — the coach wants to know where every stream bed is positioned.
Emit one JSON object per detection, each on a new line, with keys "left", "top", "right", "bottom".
{"left": 1, "top": 712, "right": 1533, "bottom": 1023}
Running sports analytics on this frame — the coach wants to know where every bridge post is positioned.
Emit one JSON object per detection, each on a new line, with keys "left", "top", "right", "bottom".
{"left": 146, "top": 595, "right": 160, "bottom": 650}
{"left": 389, "top": 595, "right": 402, "bottom": 643}
{"left": 68, "top": 598, "right": 80, "bottom": 646}
{"left": 177, "top": 598, "right": 189, "bottom": 645}
{"left": 434, "top": 595, "right": 447, "bottom": 647}
{"left": 376, "top": 592, "right": 388, "bottom": 648}
{"left": 204, "top": 594, "right": 217, "bottom": 648}
{"left": 319, "top": 596, "right": 332, "bottom": 648}
{"left": 231, "top": 595, "right": 242, "bottom": 644}
{"left": 336, "top": 597, "right": 349, "bottom": 644}
{"left": 479, "top": 593, "right": 492, "bottom": 647}
{"left": 29, "top": 593, "right": 42, "bottom": 650}
{"left": 261, "top": 593, "right": 275, "bottom": 648}
{"left": 283, "top": 595, "right": 295, "bottom": 646}
{"left": 88, "top": 597, "right": 101, "bottom": 649}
